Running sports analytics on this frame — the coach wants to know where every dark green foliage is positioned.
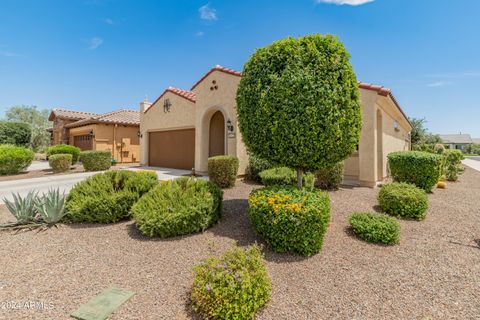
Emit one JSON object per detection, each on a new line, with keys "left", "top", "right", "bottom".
{"left": 349, "top": 212, "right": 400, "bottom": 245}
{"left": 48, "top": 154, "right": 72, "bottom": 173}
{"left": 132, "top": 177, "right": 223, "bottom": 238}
{"left": 80, "top": 150, "right": 112, "bottom": 171}
{"left": 315, "top": 162, "right": 344, "bottom": 190}
{"left": 259, "top": 167, "right": 315, "bottom": 190}
{"left": 47, "top": 144, "right": 80, "bottom": 164}
{"left": 236, "top": 34, "right": 362, "bottom": 177}
{"left": 246, "top": 154, "right": 275, "bottom": 182}
{"left": 5, "top": 105, "right": 51, "bottom": 151}
{"left": 378, "top": 183, "right": 429, "bottom": 220}
{"left": 444, "top": 149, "right": 464, "bottom": 181}
{"left": 248, "top": 186, "right": 331, "bottom": 256}
{"left": 208, "top": 155, "right": 239, "bottom": 188}
{"left": 388, "top": 151, "right": 442, "bottom": 192}
{"left": 192, "top": 244, "right": 271, "bottom": 320}
{"left": 0, "top": 144, "right": 34, "bottom": 175}
{"left": 65, "top": 170, "right": 158, "bottom": 223}
{"left": 0, "top": 121, "right": 31, "bottom": 147}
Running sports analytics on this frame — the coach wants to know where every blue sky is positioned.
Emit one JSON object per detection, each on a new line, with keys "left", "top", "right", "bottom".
{"left": 1, "top": 0, "right": 479, "bottom": 136}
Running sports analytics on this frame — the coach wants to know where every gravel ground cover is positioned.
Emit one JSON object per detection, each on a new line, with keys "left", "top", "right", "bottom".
{"left": 0, "top": 168, "right": 479, "bottom": 319}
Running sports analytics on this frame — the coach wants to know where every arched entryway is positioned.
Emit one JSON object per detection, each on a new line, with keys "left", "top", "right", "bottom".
{"left": 209, "top": 111, "right": 225, "bottom": 157}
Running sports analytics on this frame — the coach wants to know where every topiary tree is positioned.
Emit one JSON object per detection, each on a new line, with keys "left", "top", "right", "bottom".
{"left": 236, "top": 34, "right": 362, "bottom": 187}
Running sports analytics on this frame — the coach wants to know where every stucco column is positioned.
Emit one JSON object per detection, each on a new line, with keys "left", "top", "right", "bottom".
{"left": 358, "top": 100, "right": 378, "bottom": 187}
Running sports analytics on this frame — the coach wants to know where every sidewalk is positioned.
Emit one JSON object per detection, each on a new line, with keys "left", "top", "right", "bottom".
{"left": 462, "top": 158, "right": 480, "bottom": 172}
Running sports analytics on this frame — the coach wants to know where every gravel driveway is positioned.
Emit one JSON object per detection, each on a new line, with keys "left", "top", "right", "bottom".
{"left": 0, "top": 168, "right": 479, "bottom": 319}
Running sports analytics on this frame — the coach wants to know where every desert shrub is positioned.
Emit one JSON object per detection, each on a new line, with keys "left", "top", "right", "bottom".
{"left": 315, "top": 162, "right": 344, "bottom": 190}
{"left": 48, "top": 154, "right": 72, "bottom": 173}
{"left": 191, "top": 244, "right": 271, "bottom": 320}
{"left": 47, "top": 144, "right": 80, "bottom": 164}
{"left": 132, "top": 177, "right": 223, "bottom": 238}
{"left": 349, "top": 212, "right": 400, "bottom": 245}
{"left": 388, "top": 151, "right": 442, "bottom": 192}
{"left": 0, "top": 121, "right": 31, "bottom": 147}
{"left": 259, "top": 167, "right": 315, "bottom": 190}
{"left": 245, "top": 154, "right": 275, "bottom": 182}
{"left": 208, "top": 155, "right": 239, "bottom": 188}
{"left": 444, "top": 149, "right": 464, "bottom": 181}
{"left": 0, "top": 144, "right": 34, "bottom": 175}
{"left": 433, "top": 143, "right": 445, "bottom": 155}
{"left": 378, "top": 183, "right": 428, "bottom": 220}
{"left": 65, "top": 170, "right": 157, "bottom": 223}
{"left": 248, "top": 186, "right": 330, "bottom": 256}
{"left": 80, "top": 150, "right": 112, "bottom": 171}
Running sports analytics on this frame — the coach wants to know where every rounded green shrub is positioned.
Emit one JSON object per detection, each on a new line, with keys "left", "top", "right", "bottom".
{"left": 315, "top": 162, "right": 344, "bottom": 190}
{"left": 80, "top": 150, "right": 112, "bottom": 171}
{"left": 48, "top": 153, "right": 72, "bottom": 173}
{"left": 378, "top": 183, "right": 429, "bottom": 220}
{"left": 245, "top": 154, "right": 274, "bottom": 182}
{"left": 444, "top": 149, "right": 464, "bottom": 181}
{"left": 0, "top": 121, "right": 31, "bottom": 147}
{"left": 388, "top": 151, "right": 443, "bottom": 192}
{"left": 208, "top": 155, "right": 239, "bottom": 188}
{"left": 349, "top": 212, "right": 400, "bottom": 245}
{"left": 248, "top": 186, "right": 331, "bottom": 256}
{"left": 259, "top": 167, "right": 315, "bottom": 190}
{"left": 132, "top": 177, "right": 223, "bottom": 238}
{"left": 47, "top": 144, "right": 80, "bottom": 164}
{"left": 192, "top": 244, "right": 271, "bottom": 320}
{"left": 65, "top": 170, "right": 158, "bottom": 223}
{"left": 0, "top": 144, "right": 34, "bottom": 175}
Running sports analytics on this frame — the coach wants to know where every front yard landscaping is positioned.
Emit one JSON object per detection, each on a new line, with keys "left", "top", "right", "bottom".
{"left": 0, "top": 167, "right": 479, "bottom": 319}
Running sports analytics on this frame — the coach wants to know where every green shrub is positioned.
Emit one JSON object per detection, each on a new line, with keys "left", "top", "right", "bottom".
{"left": 433, "top": 143, "right": 445, "bottom": 155}
{"left": 132, "top": 177, "right": 223, "bottom": 238}
{"left": 208, "top": 155, "right": 239, "bottom": 188}
{"left": 259, "top": 167, "right": 315, "bottom": 190}
{"left": 80, "top": 150, "right": 112, "bottom": 171}
{"left": 0, "top": 144, "right": 34, "bottom": 175}
{"left": 245, "top": 154, "right": 275, "bottom": 182}
{"left": 349, "top": 212, "right": 400, "bottom": 245}
{"left": 0, "top": 121, "right": 31, "bottom": 147}
{"left": 378, "top": 183, "right": 429, "bottom": 220}
{"left": 48, "top": 154, "right": 72, "bottom": 173}
{"left": 248, "top": 186, "right": 330, "bottom": 256}
{"left": 444, "top": 149, "right": 464, "bottom": 181}
{"left": 47, "top": 144, "right": 80, "bottom": 164}
{"left": 315, "top": 162, "right": 344, "bottom": 190}
{"left": 387, "top": 151, "right": 442, "bottom": 192}
{"left": 192, "top": 244, "right": 271, "bottom": 320}
{"left": 65, "top": 170, "right": 158, "bottom": 223}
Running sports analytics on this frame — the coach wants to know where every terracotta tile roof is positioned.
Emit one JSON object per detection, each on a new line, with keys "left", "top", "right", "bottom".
{"left": 145, "top": 87, "right": 196, "bottom": 113}
{"left": 190, "top": 65, "right": 242, "bottom": 90}
{"left": 65, "top": 109, "right": 139, "bottom": 128}
{"left": 49, "top": 108, "right": 99, "bottom": 121}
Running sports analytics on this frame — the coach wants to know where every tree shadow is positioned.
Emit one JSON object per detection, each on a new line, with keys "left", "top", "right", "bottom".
{"left": 448, "top": 239, "right": 480, "bottom": 250}
{"left": 372, "top": 205, "right": 383, "bottom": 213}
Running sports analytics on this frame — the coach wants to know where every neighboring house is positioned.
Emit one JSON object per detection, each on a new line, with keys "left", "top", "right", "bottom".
{"left": 48, "top": 108, "right": 140, "bottom": 163}
{"left": 472, "top": 138, "right": 480, "bottom": 145}
{"left": 439, "top": 134, "right": 473, "bottom": 150}
{"left": 139, "top": 65, "right": 412, "bottom": 187}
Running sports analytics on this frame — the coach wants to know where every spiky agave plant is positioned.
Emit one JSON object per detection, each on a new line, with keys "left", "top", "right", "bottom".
{"left": 3, "top": 191, "right": 39, "bottom": 224}
{"left": 36, "top": 188, "right": 67, "bottom": 225}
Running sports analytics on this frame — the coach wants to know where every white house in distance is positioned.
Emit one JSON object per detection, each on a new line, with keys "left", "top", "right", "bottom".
{"left": 439, "top": 134, "right": 480, "bottom": 150}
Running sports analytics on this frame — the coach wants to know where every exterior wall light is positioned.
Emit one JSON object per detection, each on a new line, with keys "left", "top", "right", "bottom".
{"left": 163, "top": 99, "right": 172, "bottom": 113}
{"left": 137, "top": 131, "right": 143, "bottom": 138}
{"left": 226, "top": 119, "right": 235, "bottom": 137}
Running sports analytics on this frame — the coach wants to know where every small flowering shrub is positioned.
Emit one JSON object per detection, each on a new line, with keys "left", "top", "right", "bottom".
{"left": 349, "top": 212, "right": 400, "bottom": 245}
{"left": 378, "top": 183, "right": 429, "bottom": 220}
{"left": 248, "top": 186, "right": 331, "bottom": 256}
{"left": 191, "top": 244, "right": 271, "bottom": 320}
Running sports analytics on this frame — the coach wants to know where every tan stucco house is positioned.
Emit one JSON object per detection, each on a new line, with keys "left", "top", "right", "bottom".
{"left": 48, "top": 108, "right": 140, "bottom": 163}
{"left": 139, "top": 65, "right": 412, "bottom": 187}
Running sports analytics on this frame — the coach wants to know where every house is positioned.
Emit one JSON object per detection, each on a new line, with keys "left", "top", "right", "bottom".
{"left": 139, "top": 65, "right": 412, "bottom": 187}
{"left": 439, "top": 134, "right": 474, "bottom": 150}
{"left": 48, "top": 108, "right": 140, "bottom": 163}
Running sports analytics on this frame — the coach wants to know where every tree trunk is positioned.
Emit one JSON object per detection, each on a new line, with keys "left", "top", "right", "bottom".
{"left": 296, "top": 168, "right": 303, "bottom": 189}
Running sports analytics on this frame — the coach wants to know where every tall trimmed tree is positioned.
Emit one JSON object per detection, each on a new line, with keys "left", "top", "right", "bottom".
{"left": 236, "top": 34, "right": 362, "bottom": 188}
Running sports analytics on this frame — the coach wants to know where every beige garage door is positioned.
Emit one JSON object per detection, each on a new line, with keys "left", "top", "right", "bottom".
{"left": 149, "top": 129, "right": 195, "bottom": 170}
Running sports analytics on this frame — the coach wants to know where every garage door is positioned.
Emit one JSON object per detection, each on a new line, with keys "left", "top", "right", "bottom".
{"left": 73, "top": 134, "right": 92, "bottom": 151}
{"left": 149, "top": 129, "right": 195, "bottom": 170}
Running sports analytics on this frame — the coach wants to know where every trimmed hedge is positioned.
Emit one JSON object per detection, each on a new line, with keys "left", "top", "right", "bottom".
{"left": 246, "top": 154, "right": 274, "bottom": 182}
{"left": 0, "top": 144, "right": 34, "bottom": 175}
{"left": 444, "top": 149, "right": 464, "bottom": 181}
{"left": 0, "top": 121, "right": 31, "bottom": 147}
{"left": 259, "top": 167, "right": 315, "bottom": 190}
{"left": 80, "top": 150, "right": 112, "bottom": 171}
{"left": 388, "top": 151, "right": 442, "bottom": 192}
{"left": 192, "top": 245, "right": 271, "bottom": 320}
{"left": 349, "top": 212, "right": 400, "bottom": 245}
{"left": 248, "top": 186, "right": 330, "bottom": 256}
{"left": 378, "top": 183, "right": 429, "bottom": 220}
{"left": 132, "top": 177, "right": 223, "bottom": 238}
{"left": 208, "top": 155, "right": 239, "bottom": 188}
{"left": 47, "top": 144, "right": 80, "bottom": 164}
{"left": 48, "top": 154, "right": 72, "bottom": 173}
{"left": 65, "top": 170, "right": 158, "bottom": 223}
{"left": 315, "top": 162, "right": 344, "bottom": 190}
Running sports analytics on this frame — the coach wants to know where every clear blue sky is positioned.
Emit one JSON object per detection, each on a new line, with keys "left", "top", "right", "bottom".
{"left": 1, "top": 0, "right": 479, "bottom": 136}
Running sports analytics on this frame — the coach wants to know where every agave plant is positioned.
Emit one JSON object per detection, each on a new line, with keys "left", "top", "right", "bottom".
{"left": 35, "top": 188, "right": 67, "bottom": 225}
{"left": 3, "top": 191, "right": 39, "bottom": 224}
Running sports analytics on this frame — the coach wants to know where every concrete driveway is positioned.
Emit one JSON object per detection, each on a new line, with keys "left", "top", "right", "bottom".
{"left": 463, "top": 157, "right": 480, "bottom": 172}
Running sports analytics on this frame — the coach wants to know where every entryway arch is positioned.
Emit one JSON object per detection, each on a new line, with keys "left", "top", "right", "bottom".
{"left": 209, "top": 111, "right": 225, "bottom": 157}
